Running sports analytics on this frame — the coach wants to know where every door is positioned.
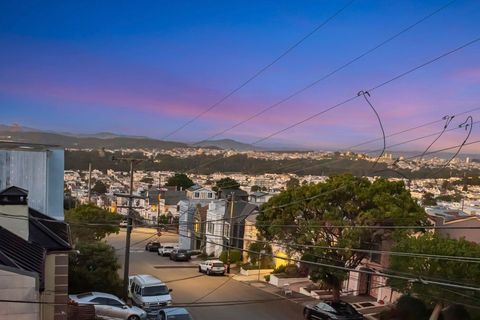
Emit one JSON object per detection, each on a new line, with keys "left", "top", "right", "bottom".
{"left": 105, "top": 297, "right": 128, "bottom": 319}
{"left": 91, "top": 297, "right": 113, "bottom": 319}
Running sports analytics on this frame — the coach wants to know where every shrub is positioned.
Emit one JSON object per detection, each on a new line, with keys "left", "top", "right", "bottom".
{"left": 264, "top": 274, "right": 270, "bottom": 282}
{"left": 219, "top": 250, "right": 242, "bottom": 264}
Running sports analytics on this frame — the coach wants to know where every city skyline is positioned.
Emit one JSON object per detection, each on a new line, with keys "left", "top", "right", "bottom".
{"left": 1, "top": 1, "right": 480, "bottom": 151}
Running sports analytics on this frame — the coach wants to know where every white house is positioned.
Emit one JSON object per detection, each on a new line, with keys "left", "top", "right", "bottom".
{"left": 186, "top": 184, "right": 216, "bottom": 200}
{"left": 205, "top": 200, "right": 227, "bottom": 257}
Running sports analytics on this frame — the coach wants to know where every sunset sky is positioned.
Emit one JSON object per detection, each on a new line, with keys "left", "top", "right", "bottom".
{"left": 1, "top": 0, "right": 480, "bottom": 152}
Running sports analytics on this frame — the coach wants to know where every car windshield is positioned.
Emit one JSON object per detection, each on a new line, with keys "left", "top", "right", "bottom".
{"left": 142, "top": 285, "right": 169, "bottom": 296}
{"left": 166, "top": 315, "right": 192, "bottom": 320}
{"left": 213, "top": 263, "right": 224, "bottom": 267}
{"left": 77, "top": 293, "right": 93, "bottom": 299}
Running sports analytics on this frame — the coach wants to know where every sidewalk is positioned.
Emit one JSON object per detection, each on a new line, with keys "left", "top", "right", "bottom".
{"left": 231, "top": 274, "right": 390, "bottom": 318}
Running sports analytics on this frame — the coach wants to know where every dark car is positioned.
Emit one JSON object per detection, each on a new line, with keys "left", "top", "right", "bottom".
{"left": 303, "top": 300, "right": 363, "bottom": 320}
{"left": 157, "top": 308, "right": 193, "bottom": 320}
{"left": 145, "top": 241, "right": 161, "bottom": 252}
{"left": 170, "top": 249, "right": 190, "bottom": 262}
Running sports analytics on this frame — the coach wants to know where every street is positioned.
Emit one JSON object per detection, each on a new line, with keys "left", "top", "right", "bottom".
{"left": 107, "top": 228, "right": 304, "bottom": 320}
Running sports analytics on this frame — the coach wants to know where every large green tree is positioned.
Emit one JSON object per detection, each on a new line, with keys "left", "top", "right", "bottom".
{"left": 165, "top": 173, "right": 194, "bottom": 190}
{"left": 214, "top": 177, "right": 240, "bottom": 191}
{"left": 65, "top": 204, "right": 121, "bottom": 243}
{"left": 257, "top": 174, "right": 428, "bottom": 301}
{"left": 69, "top": 241, "right": 123, "bottom": 295}
{"left": 387, "top": 233, "right": 480, "bottom": 319}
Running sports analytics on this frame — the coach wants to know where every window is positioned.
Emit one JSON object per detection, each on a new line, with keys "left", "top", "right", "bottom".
{"left": 104, "top": 298, "right": 124, "bottom": 307}
{"left": 142, "top": 285, "right": 170, "bottom": 296}
{"left": 207, "top": 222, "right": 214, "bottom": 234}
{"left": 90, "top": 297, "right": 108, "bottom": 305}
{"left": 207, "top": 193, "right": 213, "bottom": 198}
{"left": 194, "top": 192, "right": 200, "bottom": 198}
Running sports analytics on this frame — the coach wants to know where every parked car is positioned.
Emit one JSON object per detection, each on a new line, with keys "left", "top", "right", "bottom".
{"left": 169, "top": 249, "right": 190, "bottom": 262}
{"left": 145, "top": 241, "right": 161, "bottom": 252}
{"left": 157, "top": 308, "right": 193, "bottom": 320}
{"left": 119, "top": 220, "right": 128, "bottom": 228}
{"left": 158, "top": 244, "right": 177, "bottom": 256}
{"left": 129, "top": 275, "right": 173, "bottom": 318}
{"left": 69, "top": 291, "right": 147, "bottom": 320}
{"left": 198, "top": 260, "right": 225, "bottom": 276}
{"left": 303, "top": 300, "right": 363, "bottom": 320}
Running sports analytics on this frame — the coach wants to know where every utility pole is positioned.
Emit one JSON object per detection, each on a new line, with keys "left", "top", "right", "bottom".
{"left": 226, "top": 192, "right": 234, "bottom": 274}
{"left": 87, "top": 162, "right": 92, "bottom": 203}
{"left": 112, "top": 157, "right": 145, "bottom": 302}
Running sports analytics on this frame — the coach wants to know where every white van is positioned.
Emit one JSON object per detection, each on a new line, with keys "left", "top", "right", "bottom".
{"left": 128, "top": 274, "right": 172, "bottom": 317}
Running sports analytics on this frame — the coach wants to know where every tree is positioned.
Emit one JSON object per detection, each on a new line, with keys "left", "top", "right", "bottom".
{"left": 257, "top": 174, "right": 427, "bottom": 301}
{"left": 248, "top": 242, "right": 273, "bottom": 268}
{"left": 165, "top": 173, "right": 194, "bottom": 190}
{"left": 422, "top": 192, "right": 437, "bottom": 206}
{"left": 65, "top": 204, "right": 121, "bottom": 243}
{"left": 387, "top": 233, "right": 480, "bottom": 319}
{"left": 69, "top": 241, "right": 123, "bottom": 295}
{"left": 251, "top": 185, "right": 261, "bottom": 192}
{"left": 379, "top": 295, "right": 428, "bottom": 320}
{"left": 91, "top": 180, "right": 108, "bottom": 194}
{"left": 214, "top": 177, "right": 240, "bottom": 191}
{"left": 285, "top": 177, "right": 300, "bottom": 189}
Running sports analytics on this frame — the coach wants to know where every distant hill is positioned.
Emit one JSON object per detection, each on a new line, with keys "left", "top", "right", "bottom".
{"left": 0, "top": 130, "right": 187, "bottom": 149}
{"left": 193, "top": 139, "right": 258, "bottom": 151}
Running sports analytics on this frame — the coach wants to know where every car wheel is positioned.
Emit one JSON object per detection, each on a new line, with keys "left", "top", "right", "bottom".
{"left": 128, "top": 316, "right": 140, "bottom": 320}
{"left": 206, "top": 269, "right": 210, "bottom": 276}
{"left": 198, "top": 267, "right": 202, "bottom": 273}
{"left": 157, "top": 251, "right": 161, "bottom": 255}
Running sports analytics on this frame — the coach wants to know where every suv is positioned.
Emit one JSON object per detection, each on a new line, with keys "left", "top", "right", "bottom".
{"left": 145, "top": 241, "right": 161, "bottom": 252}
{"left": 169, "top": 249, "right": 190, "bottom": 262}
{"left": 129, "top": 275, "right": 173, "bottom": 318}
{"left": 198, "top": 260, "right": 225, "bottom": 276}
{"left": 158, "top": 244, "right": 177, "bottom": 256}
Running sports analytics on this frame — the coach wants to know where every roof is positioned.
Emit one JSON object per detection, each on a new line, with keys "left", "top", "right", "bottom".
{"left": 0, "top": 226, "right": 46, "bottom": 289}
{"left": 132, "top": 274, "right": 164, "bottom": 286}
{"left": 225, "top": 201, "right": 258, "bottom": 222}
{"left": 250, "top": 191, "right": 268, "bottom": 197}
{"left": 0, "top": 186, "right": 28, "bottom": 196}
{"left": 218, "top": 188, "right": 248, "bottom": 200}
{"left": 186, "top": 184, "right": 202, "bottom": 192}
{"left": 29, "top": 208, "right": 71, "bottom": 251}
{"left": 0, "top": 141, "right": 61, "bottom": 151}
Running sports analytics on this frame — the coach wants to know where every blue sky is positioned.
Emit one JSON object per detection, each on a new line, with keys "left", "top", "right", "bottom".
{"left": 1, "top": 0, "right": 480, "bottom": 151}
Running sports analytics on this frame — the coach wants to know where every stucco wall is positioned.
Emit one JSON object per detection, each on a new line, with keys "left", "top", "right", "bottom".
{"left": 0, "top": 268, "right": 40, "bottom": 320}
{"left": 0, "top": 204, "right": 29, "bottom": 240}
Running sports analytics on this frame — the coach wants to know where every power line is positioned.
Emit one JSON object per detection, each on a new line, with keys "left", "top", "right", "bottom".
{"left": 160, "top": 0, "right": 356, "bottom": 140}
{"left": 177, "top": 230, "right": 480, "bottom": 292}
{"left": 197, "top": 0, "right": 457, "bottom": 143}
{"left": 252, "top": 36, "right": 480, "bottom": 146}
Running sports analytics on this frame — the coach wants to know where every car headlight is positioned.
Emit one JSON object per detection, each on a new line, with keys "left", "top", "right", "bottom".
{"left": 167, "top": 300, "right": 172, "bottom": 306}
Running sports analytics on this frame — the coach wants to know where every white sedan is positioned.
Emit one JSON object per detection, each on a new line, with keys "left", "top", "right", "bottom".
{"left": 69, "top": 292, "right": 147, "bottom": 320}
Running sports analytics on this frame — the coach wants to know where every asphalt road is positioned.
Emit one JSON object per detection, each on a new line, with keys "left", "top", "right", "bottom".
{"left": 108, "top": 228, "right": 304, "bottom": 320}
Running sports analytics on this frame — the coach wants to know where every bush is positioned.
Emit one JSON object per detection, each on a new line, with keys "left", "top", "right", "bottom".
{"left": 264, "top": 274, "right": 270, "bottom": 282}
{"left": 219, "top": 250, "right": 242, "bottom": 264}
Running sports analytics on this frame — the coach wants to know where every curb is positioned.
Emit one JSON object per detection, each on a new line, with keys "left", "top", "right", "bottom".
{"left": 154, "top": 265, "right": 198, "bottom": 269}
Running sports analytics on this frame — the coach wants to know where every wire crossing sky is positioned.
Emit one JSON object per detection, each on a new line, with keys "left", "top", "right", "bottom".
{"left": 0, "top": 1, "right": 479, "bottom": 151}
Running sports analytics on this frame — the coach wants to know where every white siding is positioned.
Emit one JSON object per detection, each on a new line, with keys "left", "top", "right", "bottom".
{"left": 0, "top": 268, "right": 40, "bottom": 320}
{"left": 0, "top": 149, "right": 64, "bottom": 220}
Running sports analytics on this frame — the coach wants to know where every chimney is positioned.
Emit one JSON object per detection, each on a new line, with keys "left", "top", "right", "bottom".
{"left": 0, "top": 186, "right": 29, "bottom": 240}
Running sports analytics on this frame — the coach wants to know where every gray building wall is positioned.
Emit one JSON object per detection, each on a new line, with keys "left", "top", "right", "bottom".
{"left": 0, "top": 148, "right": 64, "bottom": 220}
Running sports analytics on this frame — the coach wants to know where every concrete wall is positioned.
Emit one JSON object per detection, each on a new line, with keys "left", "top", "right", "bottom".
{"left": 0, "top": 267, "right": 40, "bottom": 320}
{"left": 0, "top": 149, "right": 64, "bottom": 220}
{"left": 0, "top": 204, "right": 29, "bottom": 240}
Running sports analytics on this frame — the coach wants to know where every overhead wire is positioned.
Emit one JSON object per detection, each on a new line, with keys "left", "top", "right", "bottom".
{"left": 197, "top": 0, "right": 457, "bottom": 143}
{"left": 160, "top": 0, "right": 356, "bottom": 140}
